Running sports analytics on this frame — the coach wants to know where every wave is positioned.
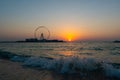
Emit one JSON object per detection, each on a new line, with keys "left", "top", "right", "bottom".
{"left": 0, "top": 50, "right": 120, "bottom": 79}
{"left": 22, "top": 56, "right": 120, "bottom": 78}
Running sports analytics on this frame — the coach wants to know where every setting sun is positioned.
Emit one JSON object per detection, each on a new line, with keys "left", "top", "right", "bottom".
{"left": 60, "top": 30, "right": 79, "bottom": 42}
{"left": 68, "top": 38, "right": 72, "bottom": 41}
{"left": 66, "top": 33, "right": 73, "bottom": 42}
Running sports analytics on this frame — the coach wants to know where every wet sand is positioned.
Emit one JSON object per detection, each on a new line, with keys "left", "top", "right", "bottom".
{"left": 0, "top": 59, "right": 117, "bottom": 80}
{"left": 0, "top": 59, "right": 59, "bottom": 80}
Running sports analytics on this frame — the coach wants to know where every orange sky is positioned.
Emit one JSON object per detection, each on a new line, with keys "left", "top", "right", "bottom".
{"left": 0, "top": 0, "right": 120, "bottom": 41}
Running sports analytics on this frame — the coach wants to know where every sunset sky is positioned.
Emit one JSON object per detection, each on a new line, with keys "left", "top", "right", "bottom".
{"left": 0, "top": 0, "right": 120, "bottom": 41}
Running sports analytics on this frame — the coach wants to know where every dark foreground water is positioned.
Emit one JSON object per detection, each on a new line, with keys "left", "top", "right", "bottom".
{"left": 0, "top": 42, "right": 120, "bottom": 80}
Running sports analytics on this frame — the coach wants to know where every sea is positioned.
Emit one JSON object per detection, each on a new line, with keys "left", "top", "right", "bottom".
{"left": 0, "top": 41, "right": 120, "bottom": 79}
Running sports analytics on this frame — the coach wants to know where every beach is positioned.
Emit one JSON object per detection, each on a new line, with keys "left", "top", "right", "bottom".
{"left": 0, "top": 59, "right": 118, "bottom": 80}
{"left": 0, "top": 42, "right": 120, "bottom": 80}
{"left": 0, "top": 0, "right": 120, "bottom": 79}
{"left": 0, "top": 59, "right": 56, "bottom": 80}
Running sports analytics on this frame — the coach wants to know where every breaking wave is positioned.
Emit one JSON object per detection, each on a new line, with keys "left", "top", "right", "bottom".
{"left": 0, "top": 50, "right": 120, "bottom": 79}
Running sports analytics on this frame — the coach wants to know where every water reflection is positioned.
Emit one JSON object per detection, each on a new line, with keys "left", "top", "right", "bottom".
{"left": 57, "top": 51, "right": 91, "bottom": 59}
{"left": 58, "top": 51, "right": 75, "bottom": 56}
{"left": 0, "top": 42, "right": 120, "bottom": 63}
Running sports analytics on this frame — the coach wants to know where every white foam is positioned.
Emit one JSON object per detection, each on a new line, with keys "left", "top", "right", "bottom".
{"left": 11, "top": 55, "right": 120, "bottom": 78}
{"left": 23, "top": 56, "right": 100, "bottom": 73}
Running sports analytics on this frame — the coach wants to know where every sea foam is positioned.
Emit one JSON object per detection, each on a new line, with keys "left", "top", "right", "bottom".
{"left": 0, "top": 50, "right": 120, "bottom": 79}
{"left": 20, "top": 56, "right": 120, "bottom": 78}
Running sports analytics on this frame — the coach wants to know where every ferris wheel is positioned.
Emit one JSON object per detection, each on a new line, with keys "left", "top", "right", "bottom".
{"left": 34, "top": 26, "right": 50, "bottom": 40}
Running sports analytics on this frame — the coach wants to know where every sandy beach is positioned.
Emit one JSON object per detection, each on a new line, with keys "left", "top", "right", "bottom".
{"left": 0, "top": 59, "right": 60, "bottom": 80}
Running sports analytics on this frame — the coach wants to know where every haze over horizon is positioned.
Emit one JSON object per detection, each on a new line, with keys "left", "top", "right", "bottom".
{"left": 0, "top": 0, "right": 120, "bottom": 41}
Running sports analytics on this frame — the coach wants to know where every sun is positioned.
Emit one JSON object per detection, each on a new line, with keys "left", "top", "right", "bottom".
{"left": 68, "top": 38, "right": 72, "bottom": 42}
{"left": 61, "top": 30, "right": 76, "bottom": 42}
{"left": 67, "top": 34, "right": 73, "bottom": 42}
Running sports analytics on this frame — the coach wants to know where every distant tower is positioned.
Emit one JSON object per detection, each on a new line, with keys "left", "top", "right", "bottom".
{"left": 40, "top": 33, "right": 45, "bottom": 40}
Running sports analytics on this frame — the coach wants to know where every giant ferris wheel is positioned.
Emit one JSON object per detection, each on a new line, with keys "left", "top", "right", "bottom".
{"left": 34, "top": 26, "right": 50, "bottom": 40}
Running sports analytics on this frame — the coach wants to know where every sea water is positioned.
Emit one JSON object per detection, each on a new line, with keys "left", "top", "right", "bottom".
{"left": 0, "top": 42, "right": 120, "bottom": 79}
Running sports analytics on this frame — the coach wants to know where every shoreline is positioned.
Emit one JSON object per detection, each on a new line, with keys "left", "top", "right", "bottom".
{"left": 0, "top": 59, "right": 61, "bottom": 80}
{"left": 0, "top": 50, "right": 120, "bottom": 80}
{"left": 0, "top": 49, "right": 120, "bottom": 80}
{"left": 0, "top": 59, "right": 118, "bottom": 80}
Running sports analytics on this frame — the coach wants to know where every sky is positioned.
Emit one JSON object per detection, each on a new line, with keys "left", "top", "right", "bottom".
{"left": 0, "top": 0, "right": 120, "bottom": 41}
